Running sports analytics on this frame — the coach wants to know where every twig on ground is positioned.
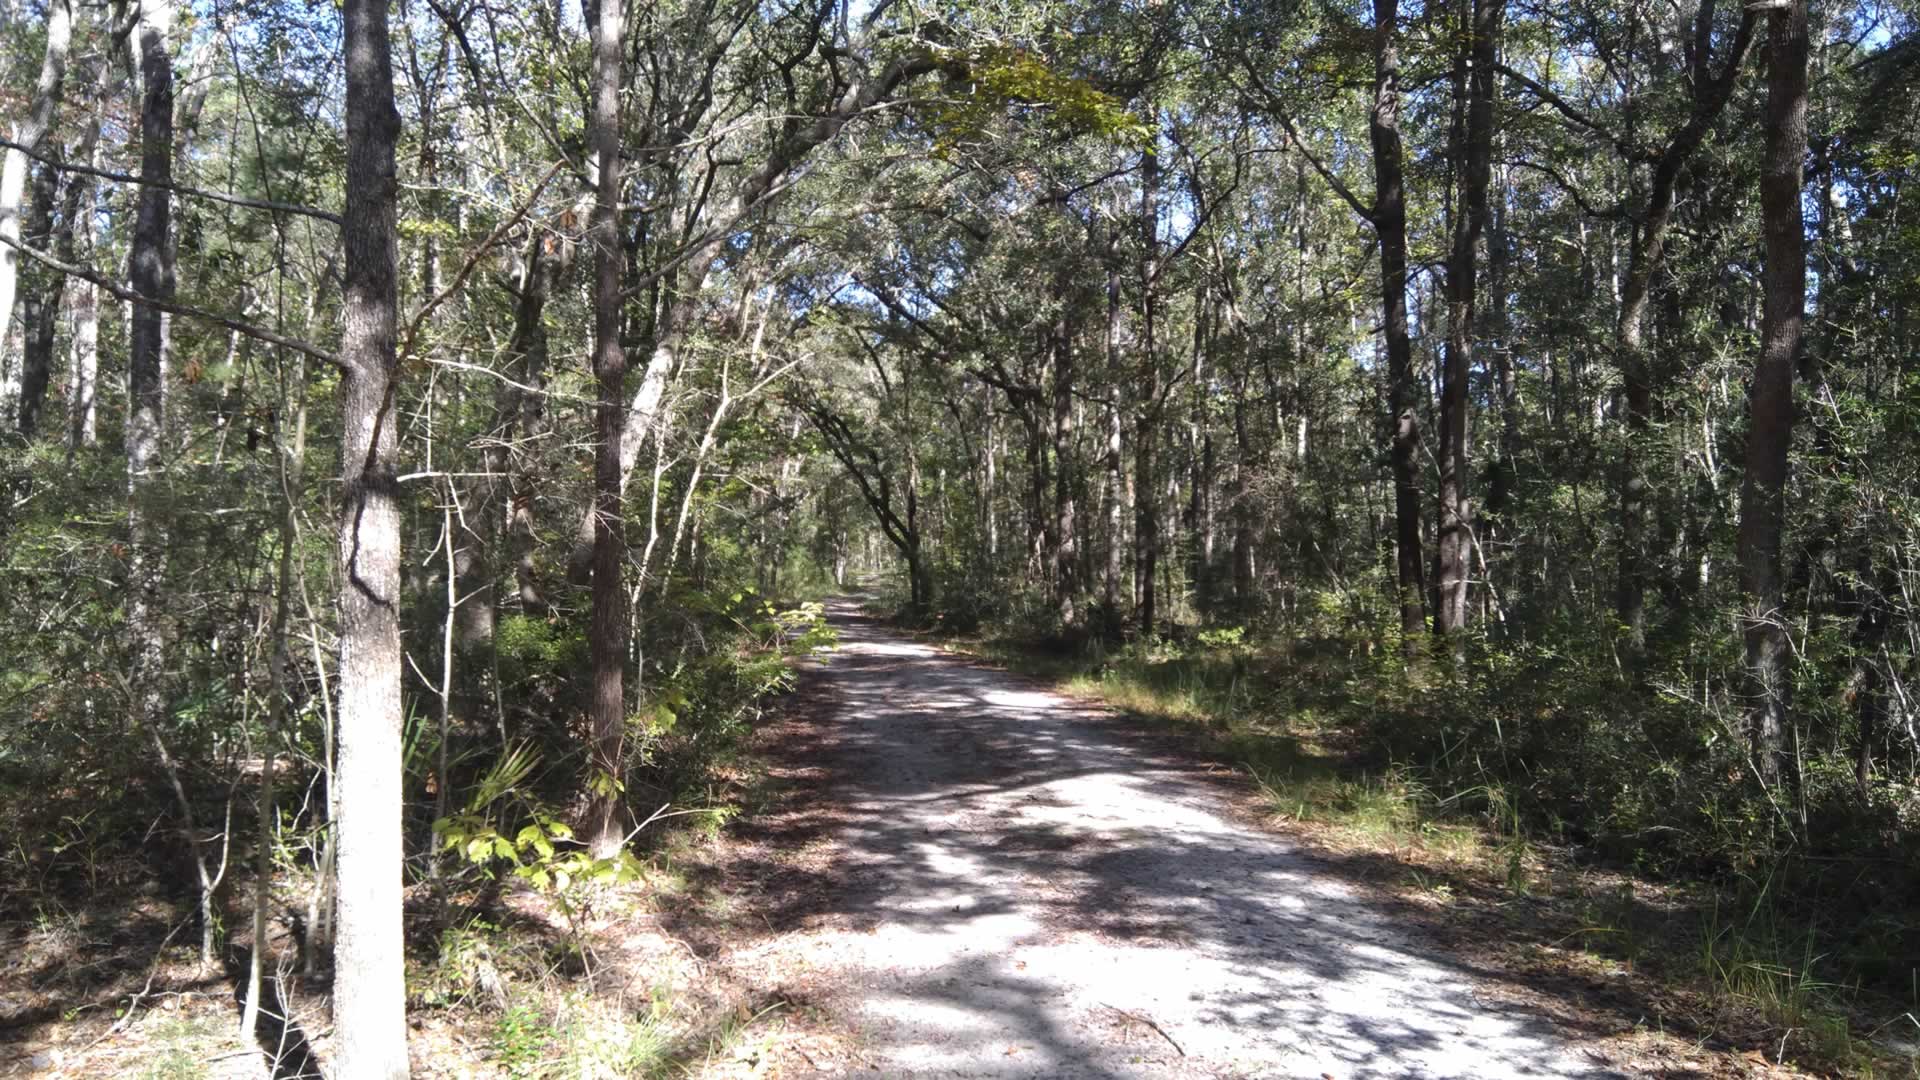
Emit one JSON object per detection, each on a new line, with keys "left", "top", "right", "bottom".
{"left": 77, "top": 915, "right": 192, "bottom": 1055}
{"left": 1100, "top": 1002, "right": 1185, "bottom": 1057}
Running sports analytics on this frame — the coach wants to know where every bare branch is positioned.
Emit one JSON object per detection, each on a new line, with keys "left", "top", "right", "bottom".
{"left": 619, "top": 49, "right": 954, "bottom": 302}
{"left": 1495, "top": 63, "right": 1653, "bottom": 162}
{"left": 401, "top": 159, "right": 564, "bottom": 360}
{"left": 1502, "top": 158, "right": 1629, "bottom": 220}
{"left": 0, "top": 136, "right": 343, "bottom": 224}
{"left": 0, "top": 234, "right": 340, "bottom": 368}
{"left": 1233, "top": 58, "right": 1375, "bottom": 222}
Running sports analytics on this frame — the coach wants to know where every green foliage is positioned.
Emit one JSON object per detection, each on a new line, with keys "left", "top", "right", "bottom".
{"left": 1196, "top": 625, "right": 1247, "bottom": 650}
{"left": 492, "top": 1002, "right": 553, "bottom": 1076}
{"left": 432, "top": 750, "right": 646, "bottom": 900}
{"left": 498, "top": 614, "right": 589, "bottom": 688}
{"left": 921, "top": 44, "right": 1150, "bottom": 153}
{"left": 420, "top": 917, "right": 510, "bottom": 1010}
{"left": 492, "top": 992, "right": 673, "bottom": 1079}
{"left": 138, "top": 1014, "right": 231, "bottom": 1080}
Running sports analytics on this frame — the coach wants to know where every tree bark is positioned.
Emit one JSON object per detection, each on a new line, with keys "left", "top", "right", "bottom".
{"left": 505, "top": 235, "right": 555, "bottom": 614}
{"left": 127, "top": 0, "right": 175, "bottom": 823}
{"left": 1052, "top": 274, "right": 1077, "bottom": 630}
{"left": 1369, "top": 0, "right": 1425, "bottom": 649}
{"left": 66, "top": 111, "right": 104, "bottom": 452}
{"left": 333, "top": 0, "right": 409, "bottom": 1069}
{"left": 67, "top": 253, "right": 96, "bottom": 448}
{"left": 1435, "top": 0, "right": 1501, "bottom": 649}
{"left": 583, "top": 0, "right": 629, "bottom": 859}
{"left": 17, "top": 160, "right": 59, "bottom": 437}
{"left": 1136, "top": 142, "right": 1161, "bottom": 636}
{"left": 1102, "top": 245, "right": 1126, "bottom": 623}
{"left": 1737, "top": 0, "right": 1808, "bottom": 794}
{"left": 0, "top": 0, "right": 72, "bottom": 422}
{"left": 1232, "top": 363, "right": 1256, "bottom": 611}
{"left": 26, "top": 85, "right": 102, "bottom": 442}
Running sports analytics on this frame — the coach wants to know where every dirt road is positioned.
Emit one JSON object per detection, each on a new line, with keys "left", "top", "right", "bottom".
{"left": 710, "top": 601, "right": 1619, "bottom": 1078}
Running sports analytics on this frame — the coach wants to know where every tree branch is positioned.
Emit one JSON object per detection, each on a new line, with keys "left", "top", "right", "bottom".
{"left": 1234, "top": 57, "right": 1375, "bottom": 222}
{"left": 0, "top": 234, "right": 341, "bottom": 368}
{"left": 1502, "top": 158, "right": 1629, "bottom": 220}
{"left": 0, "top": 136, "right": 343, "bottom": 224}
{"left": 619, "top": 47, "right": 955, "bottom": 302}
{"left": 1495, "top": 62, "right": 1654, "bottom": 163}
{"left": 401, "top": 159, "right": 564, "bottom": 360}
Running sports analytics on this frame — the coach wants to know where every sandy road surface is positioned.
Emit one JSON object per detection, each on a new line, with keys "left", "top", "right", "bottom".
{"left": 721, "top": 601, "right": 1620, "bottom": 1079}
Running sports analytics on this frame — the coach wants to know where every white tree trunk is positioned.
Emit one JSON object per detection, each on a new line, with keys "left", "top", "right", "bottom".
{"left": 334, "top": 0, "right": 409, "bottom": 1070}
{"left": 0, "top": 0, "right": 73, "bottom": 426}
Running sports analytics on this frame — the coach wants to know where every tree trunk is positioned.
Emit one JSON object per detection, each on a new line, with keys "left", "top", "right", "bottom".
{"left": 1052, "top": 283, "right": 1077, "bottom": 629}
{"left": 909, "top": 542, "right": 931, "bottom": 611}
{"left": 583, "top": 0, "right": 628, "bottom": 860}
{"left": 67, "top": 126, "right": 102, "bottom": 453}
{"left": 1136, "top": 141, "right": 1161, "bottom": 636}
{"left": 17, "top": 160, "right": 59, "bottom": 437}
{"left": 1102, "top": 248, "right": 1125, "bottom": 623}
{"left": 568, "top": 300, "right": 677, "bottom": 585}
{"left": 450, "top": 236, "right": 555, "bottom": 691}
{"left": 1232, "top": 364, "right": 1255, "bottom": 611}
{"left": 507, "top": 236, "right": 555, "bottom": 614}
{"left": 244, "top": 345, "right": 308, "bottom": 1035}
{"left": 1023, "top": 406, "right": 1047, "bottom": 583}
{"left": 1485, "top": 163, "right": 1516, "bottom": 584}
{"left": 333, "top": 0, "right": 409, "bottom": 1069}
{"left": 1435, "top": 0, "right": 1501, "bottom": 649}
{"left": 67, "top": 266, "right": 96, "bottom": 448}
{"left": 1737, "top": 0, "right": 1807, "bottom": 795}
{"left": 0, "top": 0, "right": 72, "bottom": 422}
{"left": 127, "top": 0, "right": 175, "bottom": 834}
{"left": 1370, "top": 0, "right": 1425, "bottom": 649}
{"left": 1186, "top": 300, "right": 1212, "bottom": 613}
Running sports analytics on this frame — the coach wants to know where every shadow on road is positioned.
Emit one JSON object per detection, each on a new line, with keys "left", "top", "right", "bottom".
{"left": 667, "top": 599, "right": 1631, "bottom": 1078}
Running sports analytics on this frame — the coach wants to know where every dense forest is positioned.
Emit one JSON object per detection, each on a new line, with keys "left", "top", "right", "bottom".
{"left": 0, "top": 0, "right": 1916, "bottom": 1074}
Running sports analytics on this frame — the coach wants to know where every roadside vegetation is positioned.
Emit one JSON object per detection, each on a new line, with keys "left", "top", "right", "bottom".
{"left": 918, "top": 588, "right": 1920, "bottom": 1076}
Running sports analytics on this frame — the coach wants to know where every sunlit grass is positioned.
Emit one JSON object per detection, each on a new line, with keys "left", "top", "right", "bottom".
{"left": 1062, "top": 670, "right": 1211, "bottom": 723}
{"left": 1694, "top": 879, "right": 1882, "bottom": 1072}
{"left": 1253, "top": 766, "right": 1428, "bottom": 836}
{"left": 139, "top": 1014, "right": 229, "bottom": 1080}
{"left": 991, "top": 638, "right": 1476, "bottom": 849}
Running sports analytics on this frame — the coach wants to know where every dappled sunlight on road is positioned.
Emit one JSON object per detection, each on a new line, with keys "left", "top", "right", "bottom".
{"left": 721, "top": 599, "right": 1621, "bottom": 1078}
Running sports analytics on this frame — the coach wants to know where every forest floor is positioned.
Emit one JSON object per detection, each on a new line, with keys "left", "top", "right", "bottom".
{"left": 657, "top": 598, "right": 1826, "bottom": 1078}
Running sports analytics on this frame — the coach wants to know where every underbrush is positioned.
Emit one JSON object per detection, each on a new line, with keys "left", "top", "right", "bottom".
{"left": 0, "top": 581, "right": 830, "bottom": 1078}
{"left": 939, "top": 605, "right": 1920, "bottom": 1076}
{"left": 402, "top": 589, "right": 833, "bottom": 1074}
{"left": 402, "top": 887, "right": 788, "bottom": 1079}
